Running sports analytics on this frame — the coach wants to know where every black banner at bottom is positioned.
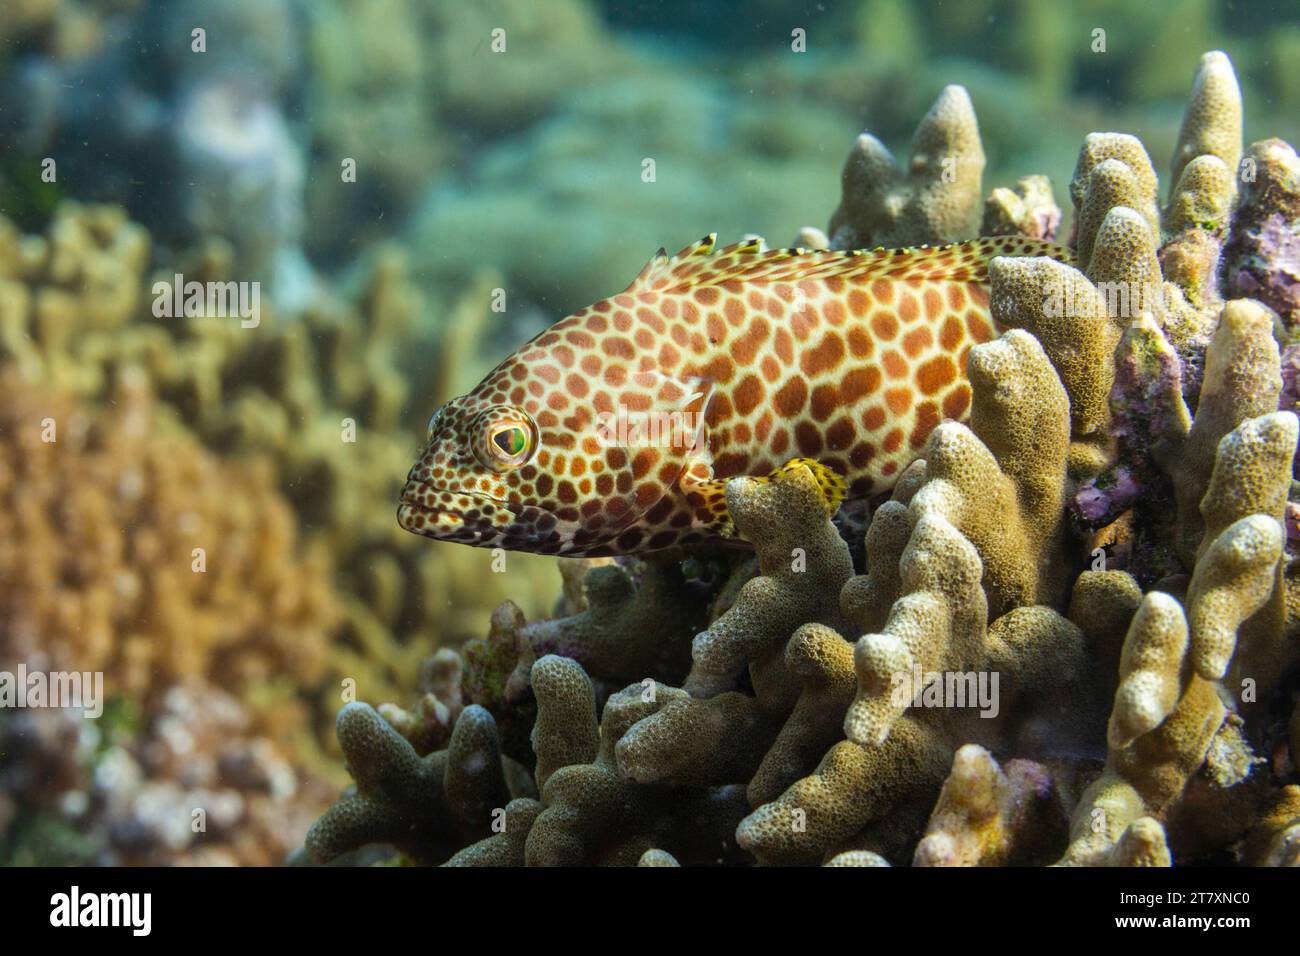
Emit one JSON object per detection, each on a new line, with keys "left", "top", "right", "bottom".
{"left": 0, "top": 864, "right": 1282, "bottom": 941}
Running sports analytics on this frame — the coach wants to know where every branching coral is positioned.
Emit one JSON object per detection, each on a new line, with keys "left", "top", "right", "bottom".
{"left": 305, "top": 702, "right": 510, "bottom": 865}
{"left": 444, "top": 798, "right": 542, "bottom": 867}
{"left": 524, "top": 677, "right": 751, "bottom": 866}
{"left": 514, "top": 559, "right": 706, "bottom": 696}
{"left": 1172, "top": 301, "right": 1285, "bottom": 566}
{"left": 912, "top": 745, "right": 1067, "bottom": 866}
{"left": 827, "top": 85, "right": 986, "bottom": 251}
{"left": 981, "top": 174, "right": 1061, "bottom": 241}
{"left": 1167, "top": 51, "right": 1242, "bottom": 228}
{"left": 1057, "top": 546, "right": 1267, "bottom": 866}
{"left": 733, "top": 331, "right": 1098, "bottom": 866}
{"left": 684, "top": 464, "right": 854, "bottom": 697}
{"left": 1242, "top": 785, "right": 1300, "bottom": 865}
{"left": 746, "top": 623, "right": 858, "bottom": 807}
{"left": 457, "top": 558, "right": 708, "bottom": 765}
{"left": 0, "top": 198, "right": 569, "bottom": 864}
{"left": 1222, "top": 139, "right": 1300, "bottom": 326}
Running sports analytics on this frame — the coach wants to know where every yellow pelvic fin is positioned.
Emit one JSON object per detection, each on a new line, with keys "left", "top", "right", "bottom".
{"left": 681, "top": 457, "right": 846, "bottom": 540}
{"left": 766, "top": 458, "right": 847, "bottom": 519}
{"left": 680, "top": 460, "right": 736, "bottom": 539}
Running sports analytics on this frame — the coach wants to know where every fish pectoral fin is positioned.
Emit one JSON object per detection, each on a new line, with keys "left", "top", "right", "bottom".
{"left": 679, "top": 458, "right": 736, "bottom": 540}
{"left": 764, "top": 458, "right": 847, "bottom": 519}
{"left": 678, "top": 457, "right": 845, "bottom": 540}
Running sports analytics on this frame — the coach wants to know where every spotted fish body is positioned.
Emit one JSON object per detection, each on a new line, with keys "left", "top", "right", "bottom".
{"left": 399, "top": 234, "right": 1072, "bottom": 556}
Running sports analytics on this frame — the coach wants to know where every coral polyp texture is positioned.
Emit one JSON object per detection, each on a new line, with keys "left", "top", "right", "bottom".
{"left": 306, "top": 50, "right": 1300, "bottom": 867}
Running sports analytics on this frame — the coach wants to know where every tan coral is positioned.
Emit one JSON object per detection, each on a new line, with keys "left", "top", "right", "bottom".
{"left": 1070, "top": 133, "right": 1160, "bottom": 254}
{"left": 1165, "top": 155, "right": 1235, "bottom": 237}
{"left": 0, "top": 198, "right": 581, "bottom": 866}
{"left": 615, "top": 684, "right": 781, "bottom": 789}
{"left": 298, "top": 47, "right": 1300, "bottom": 872}
{"left": 529, "top": 654, "right": 600, "bottom": 789}
{"left": 823, "top": 850, "right": 890, "bottom": 866}
{"left": 0, "top": 204, "right": 562, "bottom": 763}
{"left": 993, "top": 124, "right": 1212, "bottom": 477}
{"left": 1241, "top": 786, "right": 1300, "bottom": 866}
{"left": 1067, "top": 569, "right": 1145, "bottom": 680}
{"left": 685, "top": 463, "right": 853, "bottom": 697}
{"left": 741, "top": 331, "right": 1093, "bottom": 865}
{"left": 0, "top": 367, "right": 338, "bottom": 705}
{"left": 1076, "top": 160, "right": 1158, "bottom": 279}
{"left": 981, "top": 174, "right": 1061, "bottom": 241}
{"left": 844, "top": 513, "right": 986, "bottom": 747}
{"left": 839, "top": 499, "right": 912, "bottom": 633}
{"left": 735, "top": 720, "right": 951, "bottom": 866}
{"left": 1199, "top": 413, "right": 1297, "bottom": 694}
{"left": 1187, "top": 516, "right": 1285, "bottom": 682}
{"left": 912, "top": 745, "right": 1067, "bottom": 866}
{"left": 1087, "top": 207, "right": 1165, "bottom": 318}
{"left": 377, "top": 647, "right": 466, "bottom": 755}
{"left": 305, "top": 702, "right": 511, "bottom": 865}
{"left": 1173, "top": 300, "right": 1284, "bottom": 566}
{"left": 1107, "top": 593, "right": 1191, "bottom": 749}
{"left": 525, "top": 673, "right": 749, "bottom": 866}
{"left": 444, "top": 798, "right": 543, "bottom": 867}
{"left": 909, "top": 331, "right": 1071, "bottom": 616}
{"left": 514, "top": 559, "right": 707, "bottom": 694}
{"left": 1059, "top": 512, "right": 1281, "bottom": 865}
{"left": 827, "top": 85, "right": 985, "bottom": 250}
{"left": 638, "top": 849, "right": 681, "bottom": 867}
{"left": 747, "top": 623, "right": 858, "bottom": 807}
{"left": 1167, "top": 50, "right": 1243, "bottom": 218}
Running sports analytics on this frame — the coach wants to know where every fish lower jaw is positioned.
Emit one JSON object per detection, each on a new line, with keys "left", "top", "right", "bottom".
{"left": 396, "top": 481, "right": 515, "bottom": 540}
{"left": 396, "top": 500, "right": 466, "bottom": 536}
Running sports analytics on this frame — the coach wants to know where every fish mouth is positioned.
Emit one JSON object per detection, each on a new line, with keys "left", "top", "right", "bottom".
{"left": 396, "top": 480, "right": 507, "bottom": 539}
{"left": 398, "top": 478, "right": 568, "bottom": 551}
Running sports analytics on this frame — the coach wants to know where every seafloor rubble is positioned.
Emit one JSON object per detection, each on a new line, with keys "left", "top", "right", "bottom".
{"left": 306, "top": 51, "right": 1300, "bottom": 867}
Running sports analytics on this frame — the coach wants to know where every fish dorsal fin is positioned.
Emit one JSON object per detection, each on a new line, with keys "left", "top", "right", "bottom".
{"left": 821, "top": 235, "right": 1077, "bottom": 283}
{"left": 627, "top": 234, "right": 1074, "bottom": 294}
{"left": 629, "top": 233, "right": 776, "bottom": 291}
{"left": 628, "top": 233, "right": 721, "bottom": 291}
{"left": 630, "top": 246, "right": 671, "bottom": 287}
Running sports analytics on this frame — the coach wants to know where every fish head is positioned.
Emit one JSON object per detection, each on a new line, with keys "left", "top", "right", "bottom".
{"left": 398, "top": 372, "right": 714, "bottom": 555}
{"left": 398, "top": 395, "right": 549, "bottom": 549}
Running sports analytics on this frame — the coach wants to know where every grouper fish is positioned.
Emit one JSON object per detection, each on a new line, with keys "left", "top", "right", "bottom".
{"left": 398, "top": 233, "right": 1072, "bottom": 556}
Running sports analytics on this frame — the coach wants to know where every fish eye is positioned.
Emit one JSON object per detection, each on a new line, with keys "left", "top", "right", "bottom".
{"left": 492, "top": 426, "right": 527, "bottom": 456}
{"left": 483, "top": 419, "right": 536, "bottom": 469}
{"left": 426, "top": 406, "right": 446, "bottom": 441}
